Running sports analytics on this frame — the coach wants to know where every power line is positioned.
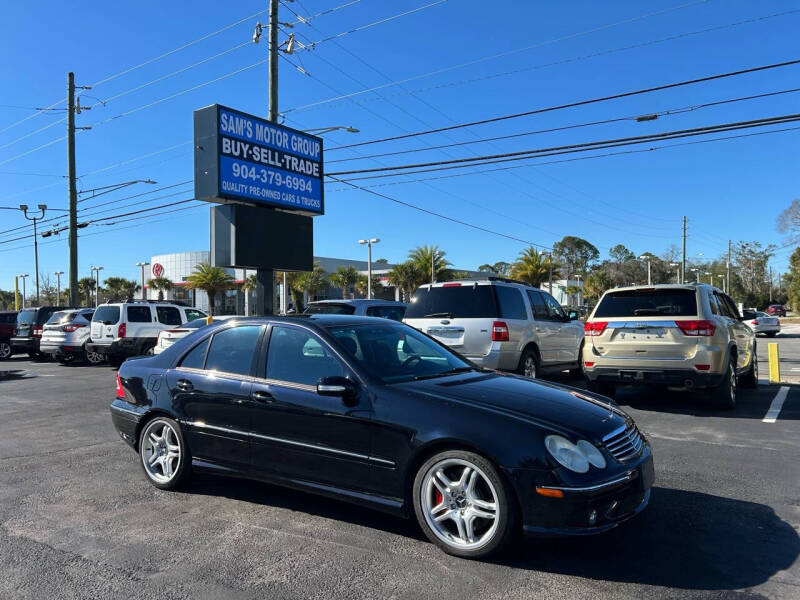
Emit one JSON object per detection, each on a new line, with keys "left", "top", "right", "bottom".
{"left": 327, "top": 113, "right": 800, "bottom": 178}
{"left": 283, "top": 0, "right": 363, "bottom": 26}
{"left": 284, "top": 0, "right": 709, "bottom": 113}
{"left": 327, "top": 58, "right": 800, "bottom": 152}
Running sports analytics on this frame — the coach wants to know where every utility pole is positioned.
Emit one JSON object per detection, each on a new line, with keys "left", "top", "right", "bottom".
{"left": 136, "top": 262, "right": 149, "bottom": 300}
{"left": 726, "top": 239, "right": 731, "bottom": 297}
{"left": 68, "top": 72, "right": 79, "bottom": 306}
{"left": 681, "top": 216, "right": 687, "bottom": 285}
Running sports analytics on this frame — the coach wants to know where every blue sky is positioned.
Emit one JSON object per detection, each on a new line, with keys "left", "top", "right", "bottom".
{"left": 1, "top": 0, "right": 799, "bottom": 290}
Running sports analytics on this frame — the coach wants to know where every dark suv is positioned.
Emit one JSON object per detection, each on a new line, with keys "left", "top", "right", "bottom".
{"left": 11, "top": 306, "right": 72, "bottom": 359}
{"left": 0, "top": 311, "right": 18, "bottom": 360}
{"left": 766, "top": 304, "right": 787, "bottom": 317}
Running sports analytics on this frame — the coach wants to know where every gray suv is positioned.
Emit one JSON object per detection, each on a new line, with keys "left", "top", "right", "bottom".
{"left": 403, "top": 277, "right": 584, "bottom": 378}
{"left": 583, "top": 284, "right": 757, "bottom": 408}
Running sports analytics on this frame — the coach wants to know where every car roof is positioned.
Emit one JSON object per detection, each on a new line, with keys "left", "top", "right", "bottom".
{"left": 306, "top": 299, "right": 406, "bottom": 306}
{"left": 218, "top": 314, "right": 404, "bottom": 328}
{"left": 602, "top": 283, "right": 717, "bottom": 293}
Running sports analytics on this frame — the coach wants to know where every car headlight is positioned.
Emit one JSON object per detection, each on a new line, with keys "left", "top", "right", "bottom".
{"left": 545, "top": 435, "right": 606, "bottom": 473}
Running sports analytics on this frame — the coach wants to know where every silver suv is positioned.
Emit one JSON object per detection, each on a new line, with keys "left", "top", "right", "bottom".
{"left": 403, "top": 277, "right": 584, "bottom": 378}
{"left": 39, "top": 308, "right": 103, "bottom": 364}
{"left": 583, "top": 284, "right": 757, "bottom": 408}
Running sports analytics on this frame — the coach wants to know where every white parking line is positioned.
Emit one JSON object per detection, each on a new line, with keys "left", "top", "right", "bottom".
{"left": 763, "top": 386, "right": 789, "bottom": 423}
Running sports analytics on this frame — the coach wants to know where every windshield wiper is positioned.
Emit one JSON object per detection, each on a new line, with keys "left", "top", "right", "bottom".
{"left": 412, "top": 366, "right": 473, "bottom": 381}
{"left": 422, "top": 312, "right": 453, "bottom": 318}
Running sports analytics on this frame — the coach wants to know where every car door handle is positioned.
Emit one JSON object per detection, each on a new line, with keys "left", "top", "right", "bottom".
{"left": 252, "top": 390, "right": 273, "bottom": 403}
{"left": 175, "top": 379, "right": 193, "bottom": 392}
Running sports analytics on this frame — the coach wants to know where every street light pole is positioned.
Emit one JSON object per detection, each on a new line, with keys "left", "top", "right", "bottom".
{"left": 90, "top": 266, "right": 103, "bottom": 307}
{"left": 358, "top": 238, "right": 380, "bottom": 299}
{"left": 54, "top": 271, "right": 64, "bottom": 304}
{"left": 639, "top": 255, "right": 651, "bottom": 285}
{"left": 19, "top": 274, "right": 29, "bottom": 308}
{"left": 717, "top": 274, "right": 725, "bottom": 292}
{"left": 136, "top": 262, "right": 150, "bottom": 300}
{"left": 20, "top": 204, "right": 47, "bottom": 304}
{"left": 705, "top": 272, "right": 713, "bottom": 285}
{"left": 670, "top": 262, "right": 680, "bottom": 283}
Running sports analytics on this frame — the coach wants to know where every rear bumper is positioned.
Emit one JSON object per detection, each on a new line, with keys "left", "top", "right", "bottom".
{"left": 109, "top": 399, "right": 144, "bottom": 449}
{"left": 513, "top": 448, "right": 655, "bottom": 536}
{"left": 87, "top": 338, "right": 146, "bottom": 358}
{"left": 464, "top": 343, "right": 519, "bottom": 371}
{"left": 39, "top": 341, "right": 85, "bottom": 356}
{"left": 584, "top": 366, "right": 725, "bottom": 388}
{"left": 10, "top": 337, "right": 37, "bottom": 353}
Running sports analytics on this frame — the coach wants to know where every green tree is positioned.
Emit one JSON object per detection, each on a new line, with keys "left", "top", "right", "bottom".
{"left": 240, "top": 273, "right": 258, "bottom": 315}
{"left": 355, "top": 273, "right": 382, "bottom": 298}
{"left": 731, "top": 241, "right": 774, "bottom": 307}
{"left": 328, "top": 266, "right": 360, "bottom": 299}
{"left": 149, "top": 276, "right": 173, "bottom": 301}
{"left": 276, "top": 271, "right": 303, "bottom": 313}
{"left": 0, "top": 289, "right": 14, "bottom": 310}
{"left": 387, "top": 261, "right": 425, "bottom": 301}
{"left": 103, "top": 277, "right": 139, "bottom": 302}
{"left": 584, "top": 270, "right": 613, "bottom": 304}
{"left": 293, "top": 264, "right": 327, "bottom": 309}
{"left": 510, "top": 247, "right": 559, "bottom": 287}
{"left": 408, "top": 245, "right": 451, "bottom": 283}
{"left": 478, "top": 261, "right": 512, "bottom": 276}
{"left": 77, "top": 277, "right": 96, "bottom": 307}
{"left": 553, "top": 236, "right": 599, "bottom": 277}
{"left": 786, "top": 248, "right": 800, "bottom": 311}
{"left": 184, "top": 263, "right": 235, "bottom": 315}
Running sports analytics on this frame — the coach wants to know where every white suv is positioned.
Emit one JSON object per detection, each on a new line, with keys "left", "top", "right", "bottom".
{"left": 403, "top": 277, "right": 584, "bottom": 378}
{"left": 86, "top": 301, "right": 207, "bottom": 365}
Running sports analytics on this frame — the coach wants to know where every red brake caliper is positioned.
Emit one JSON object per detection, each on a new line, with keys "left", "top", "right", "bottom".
{"left": 434, "top": 488, "right": 443, "bottom": 506}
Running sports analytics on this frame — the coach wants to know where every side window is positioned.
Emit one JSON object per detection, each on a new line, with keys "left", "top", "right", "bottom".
{"left": 204, "top": 325, "right": 262, "bottom": 376}
{"left": 722, "top": 294, "right": 741, "bottom": 319}
{"left": 708, "top": 292, "right": 720, "bottom": 315}
{"left": 366, "top": 306, "right": 406, "bottom": 321}
{"left": 127, "top": 306, "right": 152, "bottom": 323}
{"left": 157, "top": 306, "right": 182, "bottom": 326}
{"left": 526, "top": 290, "right": 550, "bottom": 320}
{"left": 714, "top": 293, "right": 733, "bottom": 318}
{"left": 184, "top": 309, "right": 206, "bottom": 322}
{"left": 495, "top": 286, "right": 527, "bottom": 320}
{"left": 542, "top": 292, "right": 566, "bottom": 320}
{"left": 180, "top": 338, "right": 209, "bottom": 369}
{"left": 267, "top": 326, "right": 345, "bottom": 386}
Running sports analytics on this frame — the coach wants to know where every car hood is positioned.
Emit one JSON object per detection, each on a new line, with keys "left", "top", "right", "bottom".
{"left": 394, "top": 371, "right": 628, "bottom": 442}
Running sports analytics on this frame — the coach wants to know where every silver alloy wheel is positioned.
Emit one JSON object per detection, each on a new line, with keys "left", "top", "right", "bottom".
{"left": 523, "top": 355, "right": 537, "bottom": 378}
{"left": 752, "top": 355, "right": 758, "bottom": 381}
{"left": 144, "top": 346, "right": 155, "bottom": 356}
{"left": 728, "top": 361, "right": 737, "bottom": 403}
{"left": 141, "top": 420, "right": 181, "bottom": 484}
{"left": 86, "top": 349, "right": 104, "bottom": 365}
{"left": 421, "top": 458, "right": 499, "bottom": 551}
{"left": 0, "top": 342, "right": 11, "bottom": 359}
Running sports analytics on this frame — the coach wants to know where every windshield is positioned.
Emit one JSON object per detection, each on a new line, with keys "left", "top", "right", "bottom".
{"left": 305, "top": 303, "right": 356, "bottom": 315}
{"left": 405, "top": 285, "right": 498, "bottom": 319}
{"left": 327, "top": 323, "right": 472, "bottom": 384}
{"left": 16, "top": 309, "right": 37, "bottom": 326}
{"left": 92, "top": 306, "right": 120, "bottom": 324}
{"left": 45, "top": 311, "right": 77, "bottom": 325}
{"left": 594, "top": 289, "right": 698, "bottom": 318}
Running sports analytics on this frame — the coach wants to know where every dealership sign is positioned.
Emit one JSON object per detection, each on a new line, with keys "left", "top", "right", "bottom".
{"left": 194, "top": 104, "right": 324, "bottom": 216}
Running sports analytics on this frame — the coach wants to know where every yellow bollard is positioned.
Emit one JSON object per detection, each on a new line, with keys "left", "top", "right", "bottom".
{"left": 206, "top": 315, "right": 214, "bottom": 325}
{"left": 768, "top": 342, "right": 780, "bottom": 384}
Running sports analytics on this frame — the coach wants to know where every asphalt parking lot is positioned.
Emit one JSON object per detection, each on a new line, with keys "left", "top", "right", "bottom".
{"left": 1, "top": 333, "right": 798, "bottom": 599}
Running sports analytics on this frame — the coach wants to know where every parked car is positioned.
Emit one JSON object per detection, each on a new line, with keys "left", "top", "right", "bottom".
{"left": 403, "top": 277, "right": 584, "bottom": 378}
{"left": 746, "top": 310, "right": 780, "bottom": 337}
{"left": 86, "top": 301, "right": 207, "bottom": 365}
{"left": 583, "top": 284, "right": 757, "bottom": 408}
{"left": 39, "top": 308, "right": 105, "bottom": 364}
{"left": 304, "top": 299, "right": 407, "bottom": 321}
{"left": 0, "top": 310, "right": 18, "bottom": 360}
{"left": 765, "top": 304, "right": 787, "bottom": 317}
{"left": 11, "top": 306, "right": 72, "bottom": 359}
{"left": 110, "top": 315, "right": 653, "bottom": 558}
{"left": 153, "top": 315, "right": 241, "bottom": 354}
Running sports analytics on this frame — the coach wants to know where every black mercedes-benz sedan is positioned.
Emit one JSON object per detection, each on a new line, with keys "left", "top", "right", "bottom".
{"left": 110, "top": 315, "right": 654, "bottom": 558}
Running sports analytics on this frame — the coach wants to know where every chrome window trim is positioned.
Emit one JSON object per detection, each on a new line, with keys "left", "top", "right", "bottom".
{"left": 174, "top": 367, "right": 333, "bottom": 394}
{"left": 181, "top": 419, "right": 395, "bottom": 467}
{"left": 604, "top": 320, "right": 678, "bottom": 329}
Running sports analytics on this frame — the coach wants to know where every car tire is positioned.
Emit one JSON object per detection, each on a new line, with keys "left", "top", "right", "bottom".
{"left": 569, "top": 342, "right": 585, "bottom": 379}
{"left": 84, "top": 348, "right": 105, "bottom": 365}
{"left": 517, "top": 347, "right": 540, "bottom": 379}
{"left": 766, "top": 332, "right": 777, "bottom": 338}
{"left": 711, "top": 356, "right": 737, "bottom": 409}
{"left": 413, "top": 450, "right": 516, "bottom": 559}
{"left": 142, "top": 344, "right": 155, "bottom": 356}
{"left": 587, "top": 380, "right": 616, "bottom": 398}
{"left": 58, "top": 354, "right": 76, "bottom": 365}
{"left": 0, "top": 341, "right": 11, "bottom": 360}
{"left": 138, "top": 416, "right": 191, "bottom": 490}
{"left": 740, "top": 347, "right": 758, "bottom": 389}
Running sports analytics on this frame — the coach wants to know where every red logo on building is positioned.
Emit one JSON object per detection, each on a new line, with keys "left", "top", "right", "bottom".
{"left": 152, "top": 263, "right": 164, "bottom": 277}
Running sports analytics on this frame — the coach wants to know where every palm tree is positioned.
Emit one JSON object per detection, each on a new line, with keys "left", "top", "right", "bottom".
{"left": 103, "top": 277, "right": 139, "bottom": 302}
{"left": 510, "top": 247, "right": 559, "bottom": 287}
{"left": 408, "top": 245, "right": 451, "bottom": 283}
{"left": 328, "top": 266, "right": 360, "bottom": 299}
{"left": 293, "top": 264, "right": 327, "bottom": 309}
{"left": 77, "top": 277, "right": 96, "bottom": 307}
{"left": 241, "top": 273, "right": 258, "bottom": 315}
{"left": 355, "top": 274, "right": 381, "bottom": 298}
{"left": 184, "top": 263, "right": 235, "bottom": 315}
{"left": 149, "top": 276, "right": 173, "bottom": 301}
{"left": 387, "top": 261, "right": 425, "bottom": 301}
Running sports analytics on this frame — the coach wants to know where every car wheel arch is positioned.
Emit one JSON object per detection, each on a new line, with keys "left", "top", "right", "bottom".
{"left": 133, "top": 409, "right": 180, "bottom": 453}
{"left": 518, "top": 342, "right": 540, "bottom": 366}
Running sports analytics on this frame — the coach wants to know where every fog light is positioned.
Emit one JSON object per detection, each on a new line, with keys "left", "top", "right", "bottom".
{"left": 588, "top": 509, "right": 598, "bottom": 525}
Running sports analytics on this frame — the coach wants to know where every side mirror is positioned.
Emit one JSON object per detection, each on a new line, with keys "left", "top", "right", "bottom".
{"left": 317, "top": 376, "right": 358, "bottom": 405}
{"left": 567, "top": 310, "right": 580, "bottom": 320}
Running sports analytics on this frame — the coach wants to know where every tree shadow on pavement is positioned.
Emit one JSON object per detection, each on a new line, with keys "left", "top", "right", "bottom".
{"left": 504, "top": 486, "right": 799, "bottom": 591}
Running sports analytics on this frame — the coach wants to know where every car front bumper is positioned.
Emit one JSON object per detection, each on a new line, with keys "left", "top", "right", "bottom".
{"left": 510, "top": 447, "right": 655, "bottom": 536}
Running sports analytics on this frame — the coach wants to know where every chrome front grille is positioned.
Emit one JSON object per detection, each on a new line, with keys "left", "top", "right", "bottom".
{"left": 602, "top": 422, "right": 645, "bottom": 463}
